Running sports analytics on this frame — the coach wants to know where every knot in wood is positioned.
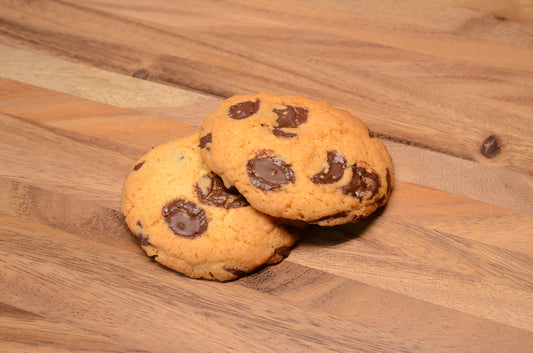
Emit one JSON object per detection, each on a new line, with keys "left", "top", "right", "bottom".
{"left": 480, "top": 135, "right": 501, "bottom": 158}
{"left": 132, "top": 68, "right": 149, "bottom": 80}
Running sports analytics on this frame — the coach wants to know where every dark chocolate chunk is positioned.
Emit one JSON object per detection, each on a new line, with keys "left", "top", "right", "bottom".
{"left": 162, "top": 199, "right": 208, "bottom": 238}
{"left": 274, "top": 246, "right": 292, "bottom": 258}
{"left": 223, "top": 267, "right": 247, "bottom": 277}
{"left": 311, "top": 151, "right": 347, "bottom": 184}
{"left": 198, "top": 133, "right": 212, "bottom": 150}
{"left": 311, "top": 211, "right": 350, "bottom": 223}
{"left": 352, "top": 214, "right": 366, "bottom": 222}
{"left": 341, "top": 165, "right": 381, "bottom": 201}
{"left": 273, "top": 105, "right": 308, "bottom": 128}
{"left": 480, "top": 135, "right": 501, "bottom": 158}
{"left": 246, "top": 154, "right": 295, "bottom": 191}
{"left": 133, "top": 161, "right": 145, "bottom": 171}
{"left": 272, "top": 129, "right": 297, "bottom": 138}
{"left": 136, "top": 232, "right": 152, "bottom": 247}
{"left": 229, "top": 100, "right": 260, "bottom": 120}
{"left": 272, "top": 105, "right": 308, "bottom": 137}
{"left": 196, "top": 173, "right": 249, "bottom": 209}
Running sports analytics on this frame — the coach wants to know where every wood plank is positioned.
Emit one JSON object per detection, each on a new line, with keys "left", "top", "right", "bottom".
{"left": 1, "top": 71, "right": 532, "bottom": 215}
{"left": 435, "top": 0, "right": 533, "bottom": 23}
{"left": 0, "top": 215, "right": 445, "bottom": 353}
{"left": 1, "top": 92, "right": 531, "bottom": 332}
{"left": 0, "top": 43, "right": 222, "bottom": 126}
{"left": 2, "top": 2, "right": 532, "bottom": 351}
{"left": 0, "top": 303, "right": 138, "bottom": 353}
{"left": 1, "top": 177, "right": 532, "bottom": 352}
{"left": 1, "top": 0, "right": 532, "bottom": 174}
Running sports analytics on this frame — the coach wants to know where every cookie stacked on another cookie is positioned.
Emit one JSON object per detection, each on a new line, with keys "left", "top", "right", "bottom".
{"left": 122, "top": 92, "right": 394, "bottom": 281}
{"left": 122, "top": 134, "right": 300, "bottom": 282}
{"left": 199, "top": 92, "right": 394, "bottom": 226}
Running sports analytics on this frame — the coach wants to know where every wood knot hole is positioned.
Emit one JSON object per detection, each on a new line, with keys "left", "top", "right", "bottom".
{"left": 132, "top": 68, "right": 149, "bottom": 80}
{"left": 480, "top": 135, "right": 501, "bottom": 158}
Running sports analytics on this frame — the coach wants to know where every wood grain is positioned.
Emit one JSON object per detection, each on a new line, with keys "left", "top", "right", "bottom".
{"left": 0, "top": 43, "right": 223, "bottom": 126}
{"left": 1, "top": 1, "right": 533, "bottom": 351}
{"left": 1, "top": 0, "right": 532, "bottom": 174}
{"left": 1, "top": 69, "right": 532, "bottom": 215}
{"left": 1, "top": 77, "right": 532, "bottom": 351}
{"left": 436, "top": 0, "right": 533, "bottom": 23}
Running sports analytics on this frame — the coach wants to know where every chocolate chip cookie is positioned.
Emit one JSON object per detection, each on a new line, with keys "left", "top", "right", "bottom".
{"left": 121, "top": 133, "right": 300, "bottom": 281}
{"left": 199, "top": 92, "right": 394, "bottom": 226}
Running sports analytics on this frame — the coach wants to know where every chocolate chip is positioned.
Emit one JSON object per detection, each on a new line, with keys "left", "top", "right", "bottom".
{"left": 246, "top": 154, "right": 295, "bottom": 191}
{"left": 311, "top": 211, "right": 350, "bottom": 223}
{"left": 223, "top": 267, "right": 247, "bottom": 277}
{"left": 311, "top": 151, "right": 347, "bottom": 184}
{"left": 341, "top": 165, "right": 381, "bottom": 201}
{"left": 136, "top": 232, "right": 152, "bottom": 247}
{"left": 272, "top": 105, "right": 308, "bottom": 137}
{"left": 480, "top": 135, "right": 501, "bottom": 158}
{"left": 198, "top": 133, "right": 212, "bottom": 150}
{"left": 274, "top": 246, "right": 291, "bottom": 258}
{"left": 196, "top": 173, "right": 249, "bottom": 209}
{"left": 229, "top": 100, "right": 260, "bottom": 120}
{"left": 352, "top": 214, "right": 366, "bottom": 222}
{"left": 272, "top": 129, "right": 297, "bottom": 138}
{"left": 136, "top": 220, "right": 143, "bottom": 228}
{"left": 162, "top": 199, "right": 208, "bottom": 238}
{"left": 133, "top": 161, "right": 145, "bottom": 171}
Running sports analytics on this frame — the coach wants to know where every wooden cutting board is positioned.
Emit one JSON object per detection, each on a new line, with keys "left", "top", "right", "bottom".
{"left": 1, "top": 0, "right": 533, "bottom": 351}
{"left": 1, "top": 76, "right": 532, "bottom": 352}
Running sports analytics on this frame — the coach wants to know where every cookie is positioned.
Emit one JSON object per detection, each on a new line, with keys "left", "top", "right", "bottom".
{"left": 199, "top": 92, "right": 394, "bottom": 226}
{"left": 121, "top": 133, "right": 300, "bottom": 281}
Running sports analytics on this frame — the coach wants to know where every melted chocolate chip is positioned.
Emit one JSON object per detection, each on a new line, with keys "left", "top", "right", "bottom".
{"left": 352, "top": 214, "right": 366, "bottom": 222}
{"left": 272, "top": 129, "right": 297, "bottom": 138}
{"left": 311, "top": 151, "right": 347, "bottom": 184}
{"left": 223, "top": 267, "right": 247, "bottom": 277}
{"left": 133, "top": 161, "right": 145, "bottom": 171}
{"left": 196, "top": 173, "right": 249, "bottom": 209}
{"left": 246, "top": 155, "right": 295, "bottom": 191}
{"left": 199, "top": 133, "right": 212, "bottom": 150}
{"left": 274, "top": 246, "right": 291, "bottom": 258}
{"left": 273, "top": 105, "right": 308, "bottom": 128}
{"left": 272, "top": 105, "right": 308, "bottom": 137}
{"left": 162, "top": 199, "right": 208, "bottom": 238}
{"left": 136, "top": 232, "right": 152, "bottom": 247}
{"left": 229, "top": 100, "right": 260, "bottom": 120}
{"left": 341, "top": 165, "right": 381, "bottom": 201}
{"left": 311, "top": 211, "right": 350, "bottom": 223}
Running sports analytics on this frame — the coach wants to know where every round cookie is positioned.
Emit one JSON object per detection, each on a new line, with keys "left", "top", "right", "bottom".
{"left": 121, "top": 133, "right": 300, "bottom": 281}
{"left": 199, "top": 92, "right": 394, "bottom": 226}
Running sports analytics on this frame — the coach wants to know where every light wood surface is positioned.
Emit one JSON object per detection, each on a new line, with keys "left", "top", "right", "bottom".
{"left": 1, "top": 1, "right": 532, "bottom": 352}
